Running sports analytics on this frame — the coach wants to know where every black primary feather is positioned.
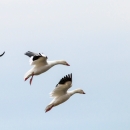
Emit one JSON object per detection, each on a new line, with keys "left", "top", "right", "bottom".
{"left": 0, "top": 52, "right": 5, "bottom": 57}
{"left": 24, "top": 51, "right": 39, "bottom": 57}
{"left": 25, "top": 51, "right": 47, "bottom": 59}
{"left": 56, "top": 73, "right": 72, "bottom": 87}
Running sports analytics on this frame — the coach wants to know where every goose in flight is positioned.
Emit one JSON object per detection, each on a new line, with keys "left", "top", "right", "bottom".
{"left": 0, "top": 52, "right": 5, "bottom": 57}
{"left": 24, "top": 51, "right": 70, "bottom": 85}
{"left": 45, "top": 73, "right": 85, "bottom": 112}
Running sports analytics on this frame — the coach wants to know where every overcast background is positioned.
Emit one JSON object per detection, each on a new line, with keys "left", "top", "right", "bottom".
{"left": 0, "top": 0, "right": 130, "bottom": 130}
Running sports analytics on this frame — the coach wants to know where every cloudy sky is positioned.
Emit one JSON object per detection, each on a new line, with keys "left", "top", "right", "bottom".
{"left": 0, "top": 0, "right": 130, "bottom": 130}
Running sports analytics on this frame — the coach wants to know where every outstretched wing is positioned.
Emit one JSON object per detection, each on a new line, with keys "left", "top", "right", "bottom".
{"left": 0, "top": 52, "right": 5, "bottom": 57}
{"left": 25, "top": 51, "right": 48, "bottom": 66}
{"left": 56, "top": 73, "right": 72, "bottom": 86}
{"left": 25, "top": 51, "right": 39, "bottom": 57}
{"left": 50, "top": 74, "right": 72, "bottom": 98}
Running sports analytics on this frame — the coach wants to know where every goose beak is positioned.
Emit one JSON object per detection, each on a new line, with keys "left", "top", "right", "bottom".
{"left": 66, "top": 63, "right": 70, "bottom": 66}
{"left": 83, "top": 92, "right": 85, "bottom": 94}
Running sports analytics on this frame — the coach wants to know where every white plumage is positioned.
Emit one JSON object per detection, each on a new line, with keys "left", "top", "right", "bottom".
{"left": 24, "top": 51, "right": 70, "bottom": 85}
{"left": 45, "top": 73, "right": 85, "bottom": 112}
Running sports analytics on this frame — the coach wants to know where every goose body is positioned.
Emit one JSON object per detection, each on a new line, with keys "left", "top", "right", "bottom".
{"left": 45, "top": 73, "right": 85, "bottom": 112}
{"left": 24, "top": 51, "right": 70, "bottom": 85}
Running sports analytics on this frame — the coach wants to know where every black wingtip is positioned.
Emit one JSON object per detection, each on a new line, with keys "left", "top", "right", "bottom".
{"left": 0, "top": 51, "right": 5, "bottom": 57}
{"left": 24, "top": 51, "right": 30, "bottom": 55}
{"left": 69, "top": 73, "right": 72, "bottom": 81}
{"left": 24, "top": 51, "right": 36, "bottom": 57}
{"left": 56, "top": 73, "right": 72, "bottom": 87}
{"left": 24, "top": 51, "right": 28, "bottom": 55}
{"left": 67, "top": 73, "right": 72, "bottom": 79}
{"left": 69, "top": 73, "right": 72, "bottom": 78}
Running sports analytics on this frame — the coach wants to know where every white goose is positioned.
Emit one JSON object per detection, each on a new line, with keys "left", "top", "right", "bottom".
{"left": 0, "top": 52, "right": 5, "bottom": 57}
{"left": 24, "top": 51, "right": 70, "bottom": 85}
{"left": 45, "top": 73, "right": 85, "bottom": 112}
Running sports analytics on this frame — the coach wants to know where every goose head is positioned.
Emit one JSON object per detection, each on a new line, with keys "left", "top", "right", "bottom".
{"left": 60, "top": 60, "right": 70, "bottom": 66}
{"left": 75, "top": 89, "right": 85, "bottom": 94}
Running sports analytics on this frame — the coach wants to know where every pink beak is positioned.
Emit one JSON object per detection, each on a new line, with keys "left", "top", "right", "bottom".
{"left": 66, "top": 63, "right": 70, "bottom": 66}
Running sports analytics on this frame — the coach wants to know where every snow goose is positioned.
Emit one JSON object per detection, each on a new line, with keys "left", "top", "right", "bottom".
{"left": 0, "top": 52, "right": 5, "bottom": 57}
{"left": 45, "top": 73, "right": 85, "bottom": 112}
{"left": 24, "top": 51, "right": 70, "bottom": 85}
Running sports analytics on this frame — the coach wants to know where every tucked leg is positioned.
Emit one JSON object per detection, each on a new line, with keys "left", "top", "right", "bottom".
{"left": 24, "top": 77, "right": 29, "bottom": 81}
{"left": 30, "top": 73, "right": 34, "bottom": 85}
{"left": 45, "top": 105, "right": 54, "bottom": 113}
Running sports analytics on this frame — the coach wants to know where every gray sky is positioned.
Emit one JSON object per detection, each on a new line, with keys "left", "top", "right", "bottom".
{"left": 0, "top": 0, "right": 130, "bottom": 130}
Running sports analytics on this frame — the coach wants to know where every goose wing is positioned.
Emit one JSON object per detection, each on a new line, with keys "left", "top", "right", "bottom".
{"left": 25, "top": 51, "right": 48, "bottom": 66}
{"left": 50, "top": 73, "right": 72, "bottom": 98}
